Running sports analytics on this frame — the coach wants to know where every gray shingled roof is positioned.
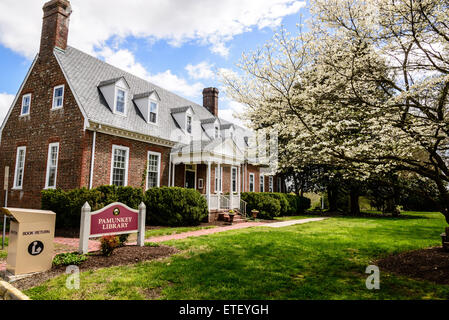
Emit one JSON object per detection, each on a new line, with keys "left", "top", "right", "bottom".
{"left": 54, "top": 46, "right": 216, "bottom": 142}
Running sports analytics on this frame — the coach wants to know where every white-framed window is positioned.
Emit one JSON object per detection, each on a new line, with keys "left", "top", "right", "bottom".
{"left": 149, "top": 101, "right": 158, "bottom": 124}
{"left": 114, "top": 88, "right": 127, "bottom": 115}
{"left": 215, "top": 126, "right": 219, "bottom": 138}
{"left": 269, "top": 176, "right": 273, "bottom": 192}
{"left": 260, "top": 175, "right": 264, "bottom": 192}
{"left": 110, "top": 145, "right": 129, "bottom": 186}
{"left": 21, "top": 94, "right": 31, "bottom": 116}
{"left": 52, "top": 85, "right": 64, "bottom": 109}
{"left": 13, "top": 146, "right": 26, "bottom": 189}
{"left": 214, "top": 166, "right": 223, "bottom": 193}
{"left": 249, "top": 173, "right": 255, "bottom": 192}
{"left": 198, "top": 178, "right": 204, "bottom": 189}
{"left": 231, "top": 167, "right": 237, "bottom": 193}
{"left": 277, "top": 177, "right": 282, "bottom": 192}
{"left": 187, "top": 115, "right": 192, "bottom": 134}
{"left": 45, "top": 142, "right": 59, "bottom": 189}
{"left": 147, "top": 151, "right": 161, "bottom": 189}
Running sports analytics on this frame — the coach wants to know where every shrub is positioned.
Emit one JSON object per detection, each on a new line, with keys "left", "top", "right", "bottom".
{"left": 144, "top": 187, "right": 208, "bottom": 226}
{"left": 285, "top": 193, "right": 312, "bottom": 215}
{"left": 118, "top": 234, "right": 129, "bottom": 247}
{"left": 100, "top": 236, "right": 120, "bottom": 256}
{"left": 241, "top": 192, "right": 281, "bottom": 219}
{"left": 263, "top": 193, "right": 290, "bottom": 216}
{"left": 42, "top": 186, "right": 144, "bottom": 230}
{"left": 52, "top": 252, "right": 88, "bottom": 267}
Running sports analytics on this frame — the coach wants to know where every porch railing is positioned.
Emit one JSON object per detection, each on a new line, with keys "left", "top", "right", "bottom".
{"left": 203, "top": 194, "right": 247, "bottom": 218}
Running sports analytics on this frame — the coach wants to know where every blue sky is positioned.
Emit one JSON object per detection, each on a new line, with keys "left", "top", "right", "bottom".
{"left": 0, "top": 0, "right": 310, "bottom": 126}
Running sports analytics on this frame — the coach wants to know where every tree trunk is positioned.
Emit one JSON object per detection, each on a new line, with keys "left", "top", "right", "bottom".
{"left": 328, "top": 185, "right": 338, "bottom": 212}
{"left": 350, "top": 187, "right": 360, "bottom": 215}
{"left": 384, "top": 198, "right": 399, "bottom": 216}
{"left": 434, "top": 178, "right": 449, "bottom": 224}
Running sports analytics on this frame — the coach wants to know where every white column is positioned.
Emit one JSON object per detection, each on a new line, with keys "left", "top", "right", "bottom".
{"left": 172, "top": 162, "right": 176, "bottom": 187}
{"left": 207, "top": 162, "right": 211, "bottom": 209}
{"left": 238, "top": 165, "right": 241, "bottom": 194}
{"left": 217, "top": 162, "right": 221, "bottom": 209}
{"left": 168, "top": 154, "right": 172, "bottom": 187}
{"left": 137, "top": 202, "right": 146, "bottom": 247}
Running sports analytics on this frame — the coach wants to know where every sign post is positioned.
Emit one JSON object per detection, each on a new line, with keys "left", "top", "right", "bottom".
{"left": 2, "top": 166, "right": 9, "bottom": 250}
{"left": 79, "top": 202, "right": 146, "bottom": 254}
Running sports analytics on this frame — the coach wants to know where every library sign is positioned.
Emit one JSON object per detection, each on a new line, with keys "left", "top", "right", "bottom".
{"left": 79, "top": 202, "right": 146, "bottom": 254}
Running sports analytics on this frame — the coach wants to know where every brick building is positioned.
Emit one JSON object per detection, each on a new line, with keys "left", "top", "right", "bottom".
{"left": 0, "top": 0, "right": 285, "bottom": 215}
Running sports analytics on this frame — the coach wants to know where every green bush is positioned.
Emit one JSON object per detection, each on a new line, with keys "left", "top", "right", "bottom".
{"left": 285, "top": 193, "right": 312, "bottom": 215}
{"left": 42, "top": 186, "right": 144, "bottom": 229}
{"left": 52, "top": 252, "right": 88, "bottom": 267}
{"left": 241, "top": 192, "right": 281, "bottom": 219}
{"left": 144, "top": 187, "right": 208, "bottom": 226}
{"left": 100, "top": 235, "right": 120, "bottom": 257}
{"left": 263, "top": 193, "right": 290, "bottom": 216}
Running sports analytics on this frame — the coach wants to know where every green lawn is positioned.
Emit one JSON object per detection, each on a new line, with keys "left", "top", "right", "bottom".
{"left": 0, "top": 237, "right": 8, "bottom": 259}
{"left": 145, "top": 226, "right": 216, "bottom": 239}
{"left": 25, "top": 212, "right": 449, "bottom": 300}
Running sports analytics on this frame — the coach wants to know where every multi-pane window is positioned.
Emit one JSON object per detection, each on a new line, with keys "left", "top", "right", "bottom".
{"left": 45, "top": 143, "right": 59, "bottom": 189}
{"left": 111, "top": 145, "right": 129, "bottom": 186}
{"left": 149, "top": 102, "right": 158, "bottom": 124}
{"left": 231, "top": 167, "right": 237, "bottom": 193}
{"left": 187, "top": 116, "right": 192, "bottom": 134}
{"left": 115, "top": 89, "right": 126, "bottom": 114}
{"left": 249, "top": 173, "right": 255, "bottom": 192}
{"left": 21, "top": 94, "right": 31, "bottom": 116}
{"left": 147, "top": 152, "right": 160, "bottom": 189}
{"left": 215, "top": 126, "right": 219, "bottom": 138}
{"left": 260, "top": 175, "right": 264, "bottom": 192}
{"left": 215, "top": 167, "right": 222, "bottom": 192}
{"left": 269, "top": 176, "right": 273, "bottom": 192}
{"left": 13, "top": 146, "right": 26, "bottom": 189}
{"left": 52, "top": 85, "right": 64, "bottom": 109}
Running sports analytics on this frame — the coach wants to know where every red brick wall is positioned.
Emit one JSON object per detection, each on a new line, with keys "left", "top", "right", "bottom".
{"left": 90, "top": 132, "right": 171, "bottom": 189}
{"left": 0, "top": 54, "right": 86, "bottom": 209}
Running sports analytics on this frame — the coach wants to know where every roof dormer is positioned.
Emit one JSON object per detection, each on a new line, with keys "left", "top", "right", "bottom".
{"left": 98, "top": 77, "right": 130, "bottom": 117}
{"left": 201, "top": 118, "right": 221, "bottom": 139}
{"left": 133, "top": 90, "right": 161, "bottom": 125}
{"left": 171, "top": 106, "right": 195, "bottom": 135}
{"left": 221, "top": 123, "right": 235, "bottom": 138}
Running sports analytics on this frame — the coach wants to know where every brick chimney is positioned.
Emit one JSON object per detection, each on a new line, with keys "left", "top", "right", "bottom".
{"left": 203, "top": 87, "right": 219, "bottom": 117}
{"left": 39, "top": 0, "right": 72, "bottom": 58}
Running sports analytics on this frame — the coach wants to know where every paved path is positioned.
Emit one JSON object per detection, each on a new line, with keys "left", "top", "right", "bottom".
{"left": 260, "top": 217, "right": 328, "bottom": 228}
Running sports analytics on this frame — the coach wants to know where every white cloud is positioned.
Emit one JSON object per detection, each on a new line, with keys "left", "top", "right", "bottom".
{"left": 0, "top": 93, "right": 14, "bottom": 125}
{"left": 220, "top": 97, "right": 249, "bottom": 128}
{"left": 186, "top": 62, "right": 215, "bottom": 80}
{"left": 0, "top": 0, "right": 306, "bottom": 59}
{"left": 98, "top": 48, "right": 204, "bottom": 98}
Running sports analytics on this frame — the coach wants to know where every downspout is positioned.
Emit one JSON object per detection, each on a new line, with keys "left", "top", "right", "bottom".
{"left": 168, "top": 153, "right": 172, "bottom": 187}
{"left": 89, "top": 130, "right": 96, "bottom": 190}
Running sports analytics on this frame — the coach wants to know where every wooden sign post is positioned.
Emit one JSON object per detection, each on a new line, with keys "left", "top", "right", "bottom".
{"left": 79, "top": 202, "right": 146, "bottom": 254}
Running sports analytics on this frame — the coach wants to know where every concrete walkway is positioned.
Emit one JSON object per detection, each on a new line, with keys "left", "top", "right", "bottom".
{"left": 260, "top": 217, "right": 328, "bottom": 228}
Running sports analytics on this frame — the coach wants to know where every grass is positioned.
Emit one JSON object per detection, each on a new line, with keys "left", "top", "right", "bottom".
{"left": 25, "top": 211, "right": 449, "bottom": 300}
{"left": 0, "top": 236, "right": 8, "bottom": 259}
{"left": 145, "top": 226, "right": 216, "bottom": 239}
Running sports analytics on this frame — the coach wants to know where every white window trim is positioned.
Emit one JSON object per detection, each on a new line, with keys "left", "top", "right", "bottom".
{"left": 52, "top": 85, "right": 65, "bottom": 110}
{"left": 214, "top": 166, "right": 223, "bottom": 193}
{"left": 20, "top": 94, "right": 31, "bottom": 116}
{"left": 44, "top": 142, "right": 60, "bottom": 189}
{"left": 260, "top": 174, "right": 265, "bottom": 193}
{"left": 148, "top": 100, "right": 159, "bottom": 125}
{"left": 198, "top": 178, "right": 204, "bottom": 189}
{"left": 249, "top": 173, "right": 255, "bottom": 192}
{"left": 186, "top": 114, "right": 193, "bottom": 135}
{"left": 146, "top": 151, "right": 161, "bottom": 190}
{"left": 13, "top": 146, "right": 26, "bottom": 190}
{"left": 110, "top": 145, "right": 130, "bottom": 186}
{"left": 113, "top": 87, "right": 128, "bottom": 116}
{"left": 231, "top": 167, "right": 237, "bottom": 193}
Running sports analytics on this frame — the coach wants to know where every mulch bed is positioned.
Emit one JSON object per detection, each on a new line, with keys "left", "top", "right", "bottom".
{"left": 377, "top": 246, "right": 449, "bottom": 284}
{"left": 13, "top": 244, "right": 179, "bottom": 291}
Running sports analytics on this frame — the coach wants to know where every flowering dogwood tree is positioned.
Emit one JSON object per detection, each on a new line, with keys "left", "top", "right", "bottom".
{"left": 222, "top": 0, "right": 449, "bottom": 221}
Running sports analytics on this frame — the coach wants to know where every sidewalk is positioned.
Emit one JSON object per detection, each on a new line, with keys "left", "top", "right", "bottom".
{"left": 261, "top": 217, "right": 328, "bottom": 228}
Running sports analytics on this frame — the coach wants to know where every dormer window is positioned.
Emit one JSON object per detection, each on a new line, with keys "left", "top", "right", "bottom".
{"left": 21, "top": 94, "right": 31, "bottom": 116}
{"left": 149, "top": 101, "right": 158, "bottom": 124}
{"left": 115, "top": 88, "right": 126, "bottom": 115}
{"left": 52, "top": 85, "right": 64, "bottom": 109}
{"left": 215, "top": 126, "right": 219, "bottom": 138}
{"left": 187, "top": 116, "right": 192, "bottom": 134}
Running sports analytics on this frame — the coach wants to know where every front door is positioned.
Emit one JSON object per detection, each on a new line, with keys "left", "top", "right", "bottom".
{"left": 185, "top": 170, "right": 195, "bottom": 189}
